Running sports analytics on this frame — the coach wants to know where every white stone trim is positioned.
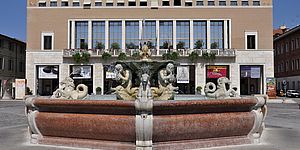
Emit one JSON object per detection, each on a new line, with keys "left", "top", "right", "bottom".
{"left": 88, "top": 20, "right": 92, "bottom": 49}
{"left": 105, "top": 20, "right": 109, "bottom": 49}
{"left": 122, "top": 20, "right": 126, "bottom": 51}
{"left": 173, "top": 20, "right": 176, "bottom": 49}
{"left": 71, "top": 21, "right": 75, "bottom": 49}
{"left": 41, "top": 32, "right": 54, "bottom": 51}
{"left": 190, "top": 20, "right": 193, "bottom": 49}
{"left": 207, "top": 20, "right": 211, "bottom": 49}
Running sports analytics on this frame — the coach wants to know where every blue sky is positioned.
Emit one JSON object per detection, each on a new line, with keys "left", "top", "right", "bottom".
{"left": 0, "top": 0, "right": 299, "bottom": 42}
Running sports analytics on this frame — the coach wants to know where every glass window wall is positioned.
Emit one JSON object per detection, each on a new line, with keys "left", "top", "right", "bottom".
{"left": 159, "top": 21, "right": 173, "bottom": 49}
{"left": 109, "top": 21, "right": 122, "bottom": 49}
{"left": 176, "top": 21, "right": 190, "bottom": 49}
{"left": 194, "top": 21, "right": 207, "bottom": 49}
{"left": 75, "top": 21, "right": 88, "bottom": 49}
{"left": 92, "top": 21, "right": 105, "bottom": 49}
{"left": 143, "top": 21, "right": 157, "bottom": 49}
{"left": 210, "top": 21, "right": 224, "bottom": 49}
{"left": 126, "top": 21, "right": 139, "bottom": 49}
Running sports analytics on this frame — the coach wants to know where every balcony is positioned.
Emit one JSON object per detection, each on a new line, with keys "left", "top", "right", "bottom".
{"left": 63, "top": 49, "right": 236, "bottom": 57}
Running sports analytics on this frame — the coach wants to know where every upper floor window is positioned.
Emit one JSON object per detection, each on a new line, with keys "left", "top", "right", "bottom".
{"left": 143, "top": 21, "right": 157, "bottom": 49}
{"left": 210, "top": 21, "right": 224, "bottom": 49}
{"left": 176, "top": 21, "right": 190, "bottom": 49}
{"left": 61, "top": 0, "right": 69, "bottom": 6}
{"left": 95, "top": 1, "right": 102, "bottom": 6}
{"left": 159, "top": 21, "right": 173, "bottom": 49}
{"left": 38, "top": 1, "right": 46, "bottom": 7}
{"left": 194, "top": 21, "right": 207, "bottom": 49}
{"left": 106, "top": 2, "right": 113, "bottom": 6}
{"left": 0, "top": 57, "right": 4, "bottom": 70}
{"left": 174, "top": 0, "right": 181, "bottom": 6}
{"left": 8, "top": 59, "right": 14, "bottom": 71}
{"left": 9, "top": 42, "right": 15, "bottom": 51}
{"left": 117, "top": 3, "right": 125, "bottom": 6}
{"left": 75, "top": 22, "right": 88, "bottom": 49}
{"left": 92, "top": 21, "right": 105, "bottom": 49}
{"left": 109, "top": 21, "right": 122, "bottom": 49}
{"left": 129, "top": 1, "right": 137, "bottom": 6}
{"left": 0, "top": 39, "right": 3, "bottom": 48}
{"left": 208, "top": 1, "right": 215, "bottom": 6}
{"left": 241, "top": 1, "right": 249, "bottom": 6}
{"left": 253, "top": 1, "right": 260, "bottom": 6}
{"left": 230, "top": 1, "right": 237, "bottom": 6}
{"left": 125, "top": 21, "right": 139, "bottom": 49}
{"left": 42, "top": 32, "right": 54, "bottom": 50}
{"left": 185, "top": 1, "right": 192, "bottom": 6}
{"left": 19, "top": 62, "right": 24, "bottom": 73}
{"left": 73, "top": 1, "right": 80, "bottom": 7}
{"left": 196, "top": 1, "right": 204, "bottom": 6}
{"left": 50, "top": 1, "right": 58, "bottom": 7}
{"left": 140, "top": 0, "right": 147, "bottom": 6}
{"left": 245, "top": 32, "right": 257, "bottom": 50}
{"left": 219, "top": 1, "right": 226, "bottom": 6}
{"left": 162, "top": 1, "right": 170, "bottom": 6}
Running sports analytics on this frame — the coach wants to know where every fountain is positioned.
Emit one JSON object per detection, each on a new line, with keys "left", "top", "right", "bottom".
{"left": 25, "top": 44, "right": 267, "bottom": 149}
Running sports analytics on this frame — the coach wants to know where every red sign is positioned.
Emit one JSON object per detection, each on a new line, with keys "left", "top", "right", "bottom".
{"left": 207, "top": 66, "right": 227, "bottom": 79}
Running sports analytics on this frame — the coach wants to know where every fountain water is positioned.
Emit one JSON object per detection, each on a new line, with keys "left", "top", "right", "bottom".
{"left": 25, "top": 44, "right": 267, "bottom": 150}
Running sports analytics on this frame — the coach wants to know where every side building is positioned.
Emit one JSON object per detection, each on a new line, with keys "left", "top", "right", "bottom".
{"left": 27, "top": 0, "right": 274, "bottom": 96}
{"left": 0, "top": 34, "right": 26, "bottom": 97}
{"left": 274, "top": 25, "right": 300, "bottom": 91}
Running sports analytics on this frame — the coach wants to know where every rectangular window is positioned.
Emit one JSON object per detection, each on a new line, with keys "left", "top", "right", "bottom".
{"left": 8, "top": 59, "right": 13, "bottom": 71}
{"left": 219, "top": 1, "right": 226, "bottom": 6}
{"left": 143, "top": 21, "right": 157, "bottom": 49}
{"left": 159, "top": 21, "right": 173, "bottom": 49}
{"left": 19, "top": 62, "right": 23, "bottom": 72}
{"left": 242, "top": 1, "right": 249, "bottom": 6}
{"left": 174, "top": 0, "right": 181, "bottom": 6}
{"left": 38, "top": 2, "right": 46, "bottom": 7}
{"left": 0, "top": 57, "right": 3, "bottom": 70}
{"left": 9, "top": 42, "right": 15, "bottom": 51}
{"left": 50, "top": 1, "right": 57, "bottom": 7}
{"left": 245, "top": 32, "right": 257, "bottom": 50}
{"left": 207, "top": 1, "right": 215, "bottom": 6}
{"left": 140, "top": 1, "right": 147, "bottom": 6}
{"left": 176, "top": 21, "right": 190, "bottom": 49}
{"left": 73, "top": 2, "right": 80, "bottom": 6}
{"left": 109, "top": 21, "right": 122, "bottom": 49}
{"left": 44, "top": 36, "right": 53, "bottom": 50}
{"left": 193, "top": 21, "right": 207, "bottom": 49}
{"left": 106, "top": 3, "right": 113, "bottom": 6}
{"left": 253, "top": 1, "right": 260, "bottom": 6}
{"left": 162, "top": 1, "right": 170, "bottom": 6}
{"left": 117, "top": 3, "right": 125, "bottom": 6}
{"left": 230, "top": 1, "right": 237, "bottom": 6}
{"left": 61, "top": 1, "right": 69, "bottom": 6}
{"left": 210, "top": 21, "right": 224, "bottom": 49}
{"left": 185, "top": 2, "right": 192, "bottom": 6}
{"left": 92, "top": 21, "right": 105, "bottom": 49}
{"left": 95, "top": 2, "right": 102, "bottom": 6}
{"left": 128, "top": 2, "right": 136, "bottom": 6}
{"left": 75, "top": 21, "right": 88, "bottom": 49}
{"left": 0, "top": 39, "right": 3, "bottom": 48}
{"left": 126, "top": 21, "right": 139, "bottom": 49}
{"left": 196, "top": 1, "right": 204, "bottom": 6}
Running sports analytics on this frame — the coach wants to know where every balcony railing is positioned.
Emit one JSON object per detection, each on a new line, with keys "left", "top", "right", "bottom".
{"left": 63, "top": 48, "right": 236, "bottom": 57}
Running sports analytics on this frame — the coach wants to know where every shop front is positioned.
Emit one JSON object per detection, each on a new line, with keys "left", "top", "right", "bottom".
{"left": 70, "top": 65, "right": 93, "bottom": 94}
{"left": 240, "top": 65, "right": 264, "bottom": 95}
{"left": 206, "top": 65, "right": 230, "bottom": 87}
{"left": 176, "top": 65, "right": 195, "bottom": 94}
{"left": 37, "top": 65, "right": 59, "bottom": 96}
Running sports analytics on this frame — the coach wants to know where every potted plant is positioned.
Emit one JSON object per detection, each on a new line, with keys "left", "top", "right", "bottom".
{"left": 131, "top": 52, "right": 140, "bottom": 60}
{"left": 118, "top": 52, "right": 127, "bottom": 60}
{"left": 196, "top": 86, "right": 202, "bottom": 95}
{"left": 73, "top": 52, "right": 81, "bottom": 63}
{"left": 177, "top": 41, "right": 185, "bottom": 50}
{"left": 163, "top": 52, "right": 178, "bottom": 61}
{"left": 81, "top": 52, "right": 90, "bottom": 63}
{"left": 211, "top": 42, "right": 218, "bottom": 49}
{"left": 111, "top": 42, "right": 120, "bottom": 50}
{"left": 95, "top": 42, "right": 105, "bottom": 50}
{"left": 102, "top": 52, "right": 112, "bottom": 61}
{"left": 194, "top": 40, "right": 203, "bottom": 49}
{"left": 96, "top": 87, "right": 102, "bottom": 95}
{"left": 188, "top": 51, "right": 199, "bottom": 62}
{"left": 80, "top": 42, "right": 88, "bottom": 49}
{"left": 202, "top": 52, "right": 216, "bottom": 61}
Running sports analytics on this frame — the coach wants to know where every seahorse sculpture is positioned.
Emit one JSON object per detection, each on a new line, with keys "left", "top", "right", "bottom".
{"left": 204, "top": 77, "right": 237, "bottom": 99}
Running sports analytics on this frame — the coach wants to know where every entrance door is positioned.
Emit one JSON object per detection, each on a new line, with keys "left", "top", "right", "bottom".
{"left": 37, "top": 65, "right": 59, "bottom": 96}
{"left": 240, "top": 65, "right": 263, "bottom": 95}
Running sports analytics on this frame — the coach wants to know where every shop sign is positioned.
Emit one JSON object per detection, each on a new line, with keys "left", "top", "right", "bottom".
{"left": 38, "top": 66, "right": 58, "bottom": 79}
{"left": 266, "top": 77, "right": 276, "bottom": 99}
{"left": 72, "top": 66, "right": 92, "bottom": 79}
{"left": 177, "top": 66, "right": 189, "bottom": 83}
{"left": 207, "top": 66, "right": 227, "bottom": 79}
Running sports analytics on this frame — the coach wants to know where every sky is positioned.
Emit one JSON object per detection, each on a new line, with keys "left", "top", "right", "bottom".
{"left": 0, "top": 0, "right": 299, "bottom": 42}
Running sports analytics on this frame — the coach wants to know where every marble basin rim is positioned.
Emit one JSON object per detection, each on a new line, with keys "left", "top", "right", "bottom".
{"left": 25, "top": 95, "right": 267, "bottom": 150}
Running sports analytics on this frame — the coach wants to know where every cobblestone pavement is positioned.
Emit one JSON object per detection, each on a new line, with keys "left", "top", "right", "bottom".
{"left": 0, "top": 99, "right": 300, "bottom": 150}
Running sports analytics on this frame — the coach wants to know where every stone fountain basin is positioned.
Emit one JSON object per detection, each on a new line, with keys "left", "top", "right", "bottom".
{"left": 25, "top": 97, "right": 266, "bottom": 150}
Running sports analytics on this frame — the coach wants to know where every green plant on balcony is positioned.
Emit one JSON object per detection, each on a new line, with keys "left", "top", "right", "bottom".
{"left": 188, "top": 51, "right": 199, "bottom": 62}
{"left": 163, "top": 52, "right": 178, "bottom": 61}
{"left": 102, "top": 52, "right": 112, "bottom": 61}
{"left": 211, "top": 42, "right": 218, "bottom": 49}
{"left": 95, "top": 42, "right": 105, "bottom": 50}
{"left": 118, "top": 52, "right": 127, "bottom": 60}
{"left": 81, "top": 52, "right": 90, "bottom": 63}
{"left": 194, "top": 40, "right": 204, "bottom": 49}
{"left": 162, "top": 41, "right": 169, "bottom": 49}
{"left": 111, "top": 42, "right": 120, "bottom": 50}
{"left": 147, "top": 41, "right": 155, "bottom": 49}
{"left": 177, "top": 41, "right": 185, "bottom": 49}
{"left": 72, "top": 52, "right": 82, "bottom": 63}
{"left": 131, "top": 52, "right": 140, "bottom": 60}
{"left": 202, "top": 52, "right": 216, "bottom": 61}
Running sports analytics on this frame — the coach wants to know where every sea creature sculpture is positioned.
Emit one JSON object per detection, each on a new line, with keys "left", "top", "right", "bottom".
{"left": 51, "top": 77, "right": 88, "bottom": 100}
{"left": 140, "top": 43, "right": 151, "bottom": 60}
{"left": 204, "top": 77, "right": 237, "bottom": 99}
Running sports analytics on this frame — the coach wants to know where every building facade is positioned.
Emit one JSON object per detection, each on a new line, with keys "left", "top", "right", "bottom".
{"left": 27, "top": 0, "right": 273, "bottom": 96}
{"left": 0, "top": 34, "right": 26, "bottom": 97}
{"left": 274, "top": 25, "right": 300, "bottom": 91}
